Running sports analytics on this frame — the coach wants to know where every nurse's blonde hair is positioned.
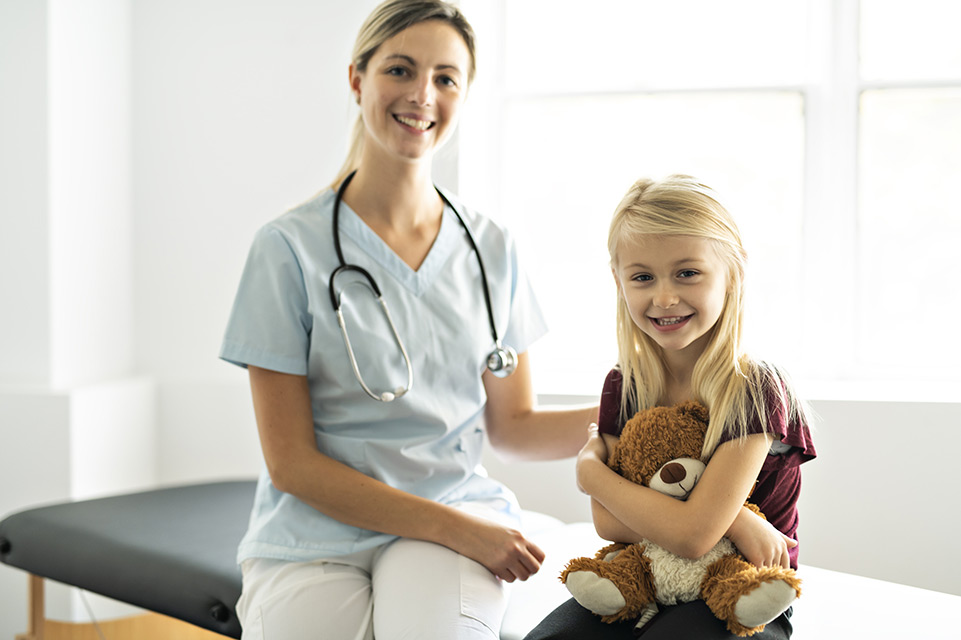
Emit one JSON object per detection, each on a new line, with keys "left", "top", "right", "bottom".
{"left": 609, "top": 175, "right": 808, "bottom": 459}
{"left": 330, "top": 0, "right": 477, "bottom": 189}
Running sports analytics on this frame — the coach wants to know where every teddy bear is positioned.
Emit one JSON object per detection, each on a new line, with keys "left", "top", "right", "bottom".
{"left": 561, "top": 401, "right": 801, "bottom": 637}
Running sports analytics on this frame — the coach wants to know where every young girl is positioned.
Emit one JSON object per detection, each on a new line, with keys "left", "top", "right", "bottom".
{"left": 524, "top": 175, "right": 816, "bottom": 640}
{"left": 220, "top": 2, "right": 597, "bottom": 639}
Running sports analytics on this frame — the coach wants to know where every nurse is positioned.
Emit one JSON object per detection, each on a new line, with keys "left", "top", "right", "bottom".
{"left": 219, "top": 1, "right": 599, "bottom": 639}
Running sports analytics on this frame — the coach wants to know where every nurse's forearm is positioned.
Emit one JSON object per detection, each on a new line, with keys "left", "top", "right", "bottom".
{"left": 481, "top": 353, "right": 598, "bottom": 461}
{"left": 276, "top": 447, "right": 453, "bottom": 538}
{"left": 487, "top": 404, "right": 599, "bottom": 461}
{"left": 277, "top": 449, "right": 544, "bottom": 582}
{"left": 248, "top": 366, "right": 449, "bottom": 542}
{"left": 248, "top": 365, "right": 544, "bottom": 581}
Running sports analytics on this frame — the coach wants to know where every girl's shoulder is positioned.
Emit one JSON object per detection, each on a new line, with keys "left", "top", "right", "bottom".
{"left": 598, "top": 367, "right": 626, "bottom": 436}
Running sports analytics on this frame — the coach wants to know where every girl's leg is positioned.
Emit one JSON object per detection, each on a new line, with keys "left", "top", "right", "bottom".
{"left": 371, "top": 537, "right": 509, "bottom": 640}
{"left": 522, "top": 598, "right": 637, "bottom": 640}
{"left": 236, "top": 557, "right": 374, "bottom": 640}
{"left": 523, "top": 598, "right": 793, "bottom": 640}
{"left": 637, "top": 601, "right": 793, "bottom": 639}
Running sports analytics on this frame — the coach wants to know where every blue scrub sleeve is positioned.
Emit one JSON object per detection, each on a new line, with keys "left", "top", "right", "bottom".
{"left": 220, "top": 226, "right": 312, "bottom": 375}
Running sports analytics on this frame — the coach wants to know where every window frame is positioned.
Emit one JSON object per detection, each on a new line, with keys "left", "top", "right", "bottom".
{"left": 456, "top": 0, "right": 961, "bottom": 398}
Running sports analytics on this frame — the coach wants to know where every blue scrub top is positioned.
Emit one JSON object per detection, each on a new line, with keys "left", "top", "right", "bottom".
{"left": 220, "top": 187, "right": 548, "bottom": 563}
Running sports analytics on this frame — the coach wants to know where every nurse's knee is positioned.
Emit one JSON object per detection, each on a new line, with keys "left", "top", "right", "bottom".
{"left": 372, "top": 539, "right": 506, "bottom": 639}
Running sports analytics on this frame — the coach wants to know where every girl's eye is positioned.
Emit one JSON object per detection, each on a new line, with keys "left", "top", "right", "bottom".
{"left": 632, "top": 274, "right": 653, "bottom": 282}
{"left": 678, "top": 269, "right": 699, "bottom": 279}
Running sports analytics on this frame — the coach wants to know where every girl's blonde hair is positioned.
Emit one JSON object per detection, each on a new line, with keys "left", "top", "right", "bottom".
{"left": 609, "top": 175, "right": 807, "bottom": 459}
{"left": 330, "top": 0, "right": 477, "bottom": 189}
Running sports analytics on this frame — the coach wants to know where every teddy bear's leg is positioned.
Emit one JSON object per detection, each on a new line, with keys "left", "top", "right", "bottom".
{"left": 700, "top": 556, "right": 802, "bottom": 637}
{"left": 561, "top": 544, "right": 659, "bottom": 625}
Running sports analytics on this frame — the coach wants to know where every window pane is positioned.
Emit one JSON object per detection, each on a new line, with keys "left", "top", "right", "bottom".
{"left": 499, "top": 92, "right": 805, "bottom": 394}
{"left": 858, "top": 88, "right": 961, "bottom": 375}
{"left": 861, "top": 1, "right": 961, "bottom": 83}
{"left": 503, "top": 1, "right": 808, "bottom": 94}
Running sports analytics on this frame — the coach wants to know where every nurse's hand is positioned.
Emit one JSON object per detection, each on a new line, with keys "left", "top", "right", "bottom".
{"left": 451, "top": 513, "right": 545, "bottom": 583}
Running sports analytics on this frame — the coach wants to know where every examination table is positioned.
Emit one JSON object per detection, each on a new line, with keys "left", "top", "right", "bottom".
{"left": 2, "top": 480, "right": 959, "bottom": 639}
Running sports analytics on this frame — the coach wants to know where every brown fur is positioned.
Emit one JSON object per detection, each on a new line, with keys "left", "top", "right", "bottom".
{"left": 608, "top": 402, "right": 709, "bottom": 482}
{"left": 701, "top": 556, "right": 804, "bottom": 636}
{"left": 561, "top": 401, "right": 802, "bottom": 635}
{"left": 560, "top": 543, "right": 657, "bottom": 624}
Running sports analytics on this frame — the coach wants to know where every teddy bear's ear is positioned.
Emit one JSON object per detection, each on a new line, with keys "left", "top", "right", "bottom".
{"left": 679, "top": 401, "right": 709, "bottom": 424}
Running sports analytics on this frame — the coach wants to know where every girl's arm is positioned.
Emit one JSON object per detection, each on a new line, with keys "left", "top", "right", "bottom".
{"left": 482, "top": 352, "right": 599, "bottom": 461}
{"left": 578, "top": 427, "right": 791, "bottom": 563}
{"left": 248, "top": 365, "right": 545, "bottom": 582}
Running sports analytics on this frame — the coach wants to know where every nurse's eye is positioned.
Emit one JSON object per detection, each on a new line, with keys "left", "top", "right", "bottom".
{"left": 386, "top": 66, "right": 409, "bottom": 77}
{"left": 437, "top": 75, "right": 458, "bottom": 88}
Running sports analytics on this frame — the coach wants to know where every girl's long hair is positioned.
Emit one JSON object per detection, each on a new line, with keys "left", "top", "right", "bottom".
{"left": 329, "top": 0, "right": 477, "bottom": 190}
{"left": 609, "top": 175, "right": 808, "bottom": 459}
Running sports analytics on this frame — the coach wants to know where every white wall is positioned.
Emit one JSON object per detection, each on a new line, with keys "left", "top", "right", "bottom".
{"left": 1, "top": 3, "right": 959, "bottom": 638}
{"left": 0, "top": 0, "right": 154, "bottom": 634}
{"left": 0, "top": 0, "right": 51, "bottom": 387}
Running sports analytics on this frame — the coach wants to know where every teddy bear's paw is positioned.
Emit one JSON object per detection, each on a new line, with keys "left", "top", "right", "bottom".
{"left": 565, "top": 570, "right": 627, "bottom": 616}
{"left": 733, "top": 579, "right": 797, "bottom": 629}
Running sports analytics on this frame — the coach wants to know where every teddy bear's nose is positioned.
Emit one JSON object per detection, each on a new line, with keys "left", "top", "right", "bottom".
{"left": 659, "top": 462, "right": 687, "bottom": 485}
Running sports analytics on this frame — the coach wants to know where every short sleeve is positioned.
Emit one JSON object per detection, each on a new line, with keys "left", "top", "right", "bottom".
{"left": 597, "top": 369, "right": 625, "bottom": 436}
{"left": 721, "top": 371, "right": 817, "bottom": 470}
{"left": 219, "top": 226, "right": 312, "bottom": 375}
{"left": 500, "top": 231, "right": 548, "bottom": 355}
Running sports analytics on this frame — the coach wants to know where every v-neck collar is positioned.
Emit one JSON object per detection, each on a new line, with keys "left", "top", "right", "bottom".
{"left": 335, "top": 199, "right": 461, "bottom": 297}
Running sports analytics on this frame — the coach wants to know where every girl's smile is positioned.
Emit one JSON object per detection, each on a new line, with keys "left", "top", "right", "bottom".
{"left": 649, "top": 314, "right": 694, "bottom": 330}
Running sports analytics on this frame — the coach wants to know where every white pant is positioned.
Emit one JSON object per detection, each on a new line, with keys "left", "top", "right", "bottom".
{"left": 236, "top": 506, "right": 513, "bottom": 640}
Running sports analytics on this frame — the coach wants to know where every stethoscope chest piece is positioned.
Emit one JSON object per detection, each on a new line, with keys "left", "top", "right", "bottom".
{"left": 486, "top": 342, "right": 518, "bottom": 378}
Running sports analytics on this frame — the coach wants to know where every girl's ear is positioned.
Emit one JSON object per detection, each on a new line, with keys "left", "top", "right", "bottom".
{"left": 611, "top": 266, "right": 624, "bottom": 297}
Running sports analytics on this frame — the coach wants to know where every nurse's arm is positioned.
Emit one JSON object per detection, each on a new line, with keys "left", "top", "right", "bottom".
{"left": 247, "top": 365, "right": 544, "bottom": 582}
{"left": 483, "top": 351, "right": 598, "bottom": 461}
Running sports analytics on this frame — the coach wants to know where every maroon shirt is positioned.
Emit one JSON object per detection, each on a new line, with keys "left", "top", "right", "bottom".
{"left": 597, "top": 368, "right": 817, "bottom": 569}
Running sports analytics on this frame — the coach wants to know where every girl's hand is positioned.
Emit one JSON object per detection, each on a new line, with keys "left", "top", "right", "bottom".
{"left": 449, "top": 513, "right": 545, "bottom": 583}
{"left": 727, "top": 506, "right": 796, "bottom": 569}
{"left": 575, "top": 424, "right": 609, "bottom": 494}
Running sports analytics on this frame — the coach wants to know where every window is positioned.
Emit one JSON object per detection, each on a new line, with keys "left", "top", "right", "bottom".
{"left": 458, "top": 0, "right": 961, "bottom": 397}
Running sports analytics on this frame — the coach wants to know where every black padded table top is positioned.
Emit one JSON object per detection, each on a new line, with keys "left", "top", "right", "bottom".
{"left": 0, "top": 480, "right": 255, "bottom": 638}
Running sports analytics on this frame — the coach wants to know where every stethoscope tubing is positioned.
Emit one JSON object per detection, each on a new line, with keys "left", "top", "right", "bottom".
{"left": 331, "top": 170, "right": 502, "bottom": 347}
{"left": 330, "top": 170, "right": 515, "bottom": 401}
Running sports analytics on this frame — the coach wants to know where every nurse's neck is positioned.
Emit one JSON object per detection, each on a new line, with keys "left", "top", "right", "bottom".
{"left": 342, "top": 158, "right": 444, "bottom": 272}
{"left": 343, "top": 158, "right": 442, "bottom": 233}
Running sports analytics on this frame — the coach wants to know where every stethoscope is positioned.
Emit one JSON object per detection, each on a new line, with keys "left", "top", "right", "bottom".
{"left": 328, "top": 170, "right": 517, "bottom": 402}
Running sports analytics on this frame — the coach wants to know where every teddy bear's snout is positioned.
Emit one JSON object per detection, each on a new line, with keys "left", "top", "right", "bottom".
{"left": 649, "top": 457, "right": 707, "bottom": 500}
{"left": 659, "top": 462, "right": 688, "bottom": 484}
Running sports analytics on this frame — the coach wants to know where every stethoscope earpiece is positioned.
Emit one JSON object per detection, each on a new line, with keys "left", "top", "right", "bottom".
{"left": 331, "top": 170, "right": 516, "bottom": 402}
